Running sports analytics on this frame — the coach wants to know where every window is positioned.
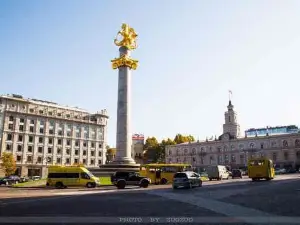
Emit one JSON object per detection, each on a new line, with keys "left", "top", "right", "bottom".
{"left": 66, "top": 158, "right": 70, "bottom": 164}
{"left": 75, "top": 141, "right": 79, "bottom": 147}
{"left": 83, "top": 159, "right": 86, "bottom": 164}
{"left": 19, "top": 125, "right": 24, "bottom": 131}
{"left": 48, "top": 147, "right": 52, "bottom": 154}
{"left": 18, "top": 135, "right": 23, "bottom": 142}
{"left": 8, "top": 124, "right": 13, "bottom": 130}
{"left": 29, "top": 126, "right": 34, "bottom": 133}
{"left": 57, "top": 139, "right": 62, "bottom": 145}
{"left": 17, "top": 155, "right": 22, "bottom": 162}
{"left": 28, "top": 146, "right": 33, "bottom": 153}
{"left": 39, "top": 128, "right": 44, "bottom": 134}
{"left": 28, "top": 136, "right": 33, "bottom": 143}
{"left": 272, "top": 153, "right": 277, "bottom": 161}
{"left": 91, "top": 142, "right": 95, "bottom": 148}
{"left": 90, "top": 159, "right": 94, "bottom": 165}
{"left": 83, "top": 142, "right": 87, "bottom": 147}
{"left": 58, "top": 130, "right": 63, "bottom": 136}
{"left": 30, "top": 119, "right": 35, "bottom": 124}
{"left": 20, "top": 118, "right": 24, "bottom": 123}
{"left": 260, "top": 143, "right": 264, "bottom": 149}
{"left": 17, "top": 145, "right": 22, "bottom": 152}
{"left": 75, "top": 150, "right": 79, "bottom": 155}
{"left": 83, "top": 150, "right": 87, "bottom": 156}
{"left": 6, "top": 133, "right": 12, "bottom": 141}
{"left": 81, "top": 173, "right": 90, "bottom": 180}
{"left": 27, "top": 155, "right": 32, "bottom": 163}
{"left": 49, "top": 129, "right": 54, "bottom": 135}
{"left": 66, "top": 149, "right": 70, "bottom": 155}
{"left": 91, "top": 151, "right": 95, "bottom": 157}
{"left": 284, "top": 152, "right": 288, "bottom": 160}
{"left": 98, "top": 160, "right": 102, "bottom": 165}
{"left": 39, "top": 137, "right": 43, "bottom": 143}
{"left": 48, "top": 138, "right": 53, "bottom": 145}
{"left": 6, "top": 144, "right": 12, "bottom": 151}
{"left": 56, "top": 158, "right": 61, "bottom": 164}
{"left": 98, "top": 151, "right": 102, "bottom": 157}
{"left": 67, "top": 140, "right": 71, "bottom": 146}
{"left": 47, "top": 157, "right": 52, "bottom": 163}
{"left": 98, "top": 143, "right": 102, "bottom": 148}
{"left": 57, "top": 148, "right": 62, "bottom": 154}
{"left": 38, "top": 146, "right": 43, "bottom": 153}
{"left": 39, "top": 110, "right": 44, "bottom": 114}
{"left": 37, "top": 157, "right": 42, "bottom": 163}
{"left": 9, "top": 116, "right": 13, "bottom": 121}
{"left": 29, "top": 108, "right": 34, "bottom": 113}
{"left": 74, "top": 159, "right": 78, "bottom": 164}
{"left": 48, "top": 173, "right": 79, "bottom": 178}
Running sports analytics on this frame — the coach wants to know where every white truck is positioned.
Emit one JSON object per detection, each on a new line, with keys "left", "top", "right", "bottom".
{"left": 206, "top": 165, "right": 230, "bottom": 181}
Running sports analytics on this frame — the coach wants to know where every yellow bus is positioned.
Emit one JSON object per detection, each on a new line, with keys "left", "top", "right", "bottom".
{"left": 46, "top": 166, "right": 100, "bottom": 188}
{"left": 248, "top": 158, "right": 275, "bottom": 181}
{"left": 140, "top": 163, "right": 192, "bottom": 185}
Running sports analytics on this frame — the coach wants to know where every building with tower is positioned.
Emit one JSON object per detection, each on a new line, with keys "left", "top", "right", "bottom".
{"left": 0, "top": 94, "right": 108, "bottom": 177}
{"left": 165, "top": 99, "right": 300, "bottom": 170}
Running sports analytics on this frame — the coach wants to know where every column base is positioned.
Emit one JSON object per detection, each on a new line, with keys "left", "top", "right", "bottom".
{"left": 110, "top": 157, "right": 136, "bottom": 165}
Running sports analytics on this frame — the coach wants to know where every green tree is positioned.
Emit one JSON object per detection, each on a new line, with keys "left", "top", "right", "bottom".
{"left": 0, "top": 152, "right": 16, "bottom": 176}
{"left": 173, "top": 134, "right": 195, "bottom": 144}
{"left": 144, "top": 137, "right": 159, "bottom": 150}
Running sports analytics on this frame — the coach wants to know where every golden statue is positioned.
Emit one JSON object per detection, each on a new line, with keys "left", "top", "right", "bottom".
{"left": 114, "top": 23, "right": 138, "bottom": 50}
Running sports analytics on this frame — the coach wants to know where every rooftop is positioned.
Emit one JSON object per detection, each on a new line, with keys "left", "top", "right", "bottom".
{"left": 1, "top": 94, "right": 108, "bottom": 115}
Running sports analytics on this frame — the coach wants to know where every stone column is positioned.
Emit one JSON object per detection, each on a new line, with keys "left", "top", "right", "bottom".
{"left": 111, "top": 46, "right": 136, "bottom": 165}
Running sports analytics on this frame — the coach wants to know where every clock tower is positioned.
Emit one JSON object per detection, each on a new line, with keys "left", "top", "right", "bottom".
{"left": 223, "top": 100, "right": 241, "bottom": 138}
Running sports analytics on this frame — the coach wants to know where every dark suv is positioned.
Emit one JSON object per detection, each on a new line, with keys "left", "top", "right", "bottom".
{"left": 231, "top": 169, "right": 242, "bottom": 179}
{"left": 110, "top": 171, "right": 151, "bottom": 189}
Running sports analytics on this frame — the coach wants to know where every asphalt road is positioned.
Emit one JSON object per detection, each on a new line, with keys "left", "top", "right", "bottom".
{"left": 0, "top": 174, "right": 299, "bottom": 225}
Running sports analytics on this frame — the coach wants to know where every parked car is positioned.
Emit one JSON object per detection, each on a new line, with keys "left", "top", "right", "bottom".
{"left": 172, "top": 171, "right": 202, "bottom": 189}
{"left": 206, "top": 165, "right": 230, "bottom": 181}
{"left": 111, "top": 171, "right": 151, "bottom": 189}
{"left": 0, "top": 175, "right": 20, "bottom": 185}
{"left": 231, "top": 169, "right": 243, "bottom": 179}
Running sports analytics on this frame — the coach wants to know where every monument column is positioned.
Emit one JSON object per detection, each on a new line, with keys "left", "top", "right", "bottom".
{"left": 110, "top": 23, "right": 139, "bottom": 168}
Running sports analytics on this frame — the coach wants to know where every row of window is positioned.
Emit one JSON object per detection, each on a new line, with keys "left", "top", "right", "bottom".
{"left": 7, "top": 116, "right": 103, "bottom": 139}
{"left": 172, "top": 151, "right": 300, "bottom": 164}
{"left": 15, "top": 155, "right": 101, "bottom": 165}
{"left": 6, "top": 134, "right": 103, "bottom": 148}
{"left": 6, "top": 145, "right": 102, "bottom": 156}
{"left": 170, "top": 139, "right": 300, "bottom": 156}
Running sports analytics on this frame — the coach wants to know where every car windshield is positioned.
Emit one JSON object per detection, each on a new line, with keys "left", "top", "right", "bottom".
{"left": 174, "top": 173, "right": 187, "bottom": 178}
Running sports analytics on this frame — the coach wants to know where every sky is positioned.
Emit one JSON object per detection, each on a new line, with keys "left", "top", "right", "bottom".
{"left": 1, "top": 0, "right": 300, "bottom": 147}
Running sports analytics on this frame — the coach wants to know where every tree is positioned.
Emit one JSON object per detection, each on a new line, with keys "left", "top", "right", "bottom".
{"left": 0, "top": 152, "right": 16, "bottom": 176}
{"left": 173, "top": 134, "right": 195, "bottom": 144}
{"left": 144, "top": 137, "right": 159, "bottom": 150}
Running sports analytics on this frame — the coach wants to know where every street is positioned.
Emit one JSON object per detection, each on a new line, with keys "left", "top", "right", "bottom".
{"left": 0, "top": 174, "right": 300, "bottom": 224}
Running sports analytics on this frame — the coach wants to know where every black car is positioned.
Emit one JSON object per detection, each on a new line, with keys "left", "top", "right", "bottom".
{"left": 0, "top": 175, "right": 20, "bottom": 185}
{"left": 110, "top": 171, "right": 151, "bottom": 189}
{"left": 231, "top": 169, "right": 242, "bottom": 179}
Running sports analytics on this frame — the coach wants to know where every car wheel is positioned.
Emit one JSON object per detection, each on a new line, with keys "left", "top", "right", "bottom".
{"left": 55, "top": 182, "right": 64, "bottom": 189}
{"left": 160, "top": 178, "right": 168, "bottom": 185}
{"left": 198, "top": 181, "right": 203, "bottom": 187}
{"left": 86, "top": 182, "right": 96, "bottom": 188}
{"left": 117, "top": 180, "right": 126, "bottom": 189}
{"left": 173, "top": 185, "right": 178, "bottom": 190}
{"left": 140, "top": 180, "right": 149, "bottom": 188}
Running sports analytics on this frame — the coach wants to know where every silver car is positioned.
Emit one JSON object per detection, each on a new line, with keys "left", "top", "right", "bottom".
{"left": 172, "top": 171, "right": 202, "bottom": 189}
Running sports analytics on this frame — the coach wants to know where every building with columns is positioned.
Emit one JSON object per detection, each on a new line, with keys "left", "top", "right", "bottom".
{"left": 0, "top": 94, "right": 108, "bottom": 177}
{"left": 165, "top": 100, "right": 300, "bottom": 170}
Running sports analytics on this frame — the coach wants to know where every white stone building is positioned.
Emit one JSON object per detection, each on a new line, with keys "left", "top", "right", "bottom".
{"left": 0, "top": 94, "right": 108, "bottom": 177}
{"left": 165, "top": 100, "right": 300, "bottom": 170}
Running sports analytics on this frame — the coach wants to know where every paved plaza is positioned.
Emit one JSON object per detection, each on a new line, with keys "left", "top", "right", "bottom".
{"left": 0, "top": 174, "right": 299, "bottom": 225}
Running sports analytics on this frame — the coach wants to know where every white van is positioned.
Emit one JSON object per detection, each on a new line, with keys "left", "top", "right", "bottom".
{"left": 206, "top": 165, "right": 230, "bottom": 181}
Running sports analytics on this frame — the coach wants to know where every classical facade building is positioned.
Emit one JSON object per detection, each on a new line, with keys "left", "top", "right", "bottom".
{"left": 0, "top": 94, "right": 109, "bottom": 177}
{"left": 132, "top": 134, "right": 144, "bottom": 164}
{"left": 165, "top": 100, "right": 300, "bottom": 170}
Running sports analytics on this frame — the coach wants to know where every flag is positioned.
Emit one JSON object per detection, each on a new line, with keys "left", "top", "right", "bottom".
{"left": 229, "top": 90, "right": 232, "bottom": 94}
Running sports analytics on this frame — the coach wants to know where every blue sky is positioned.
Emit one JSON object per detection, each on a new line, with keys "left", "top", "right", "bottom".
{"left": 1, "top": 1, "right": 300, "bottom": 147}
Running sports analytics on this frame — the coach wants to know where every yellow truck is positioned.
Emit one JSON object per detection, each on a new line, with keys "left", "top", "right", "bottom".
{"left": 46, "top": 166, "right": 100, "bottom": 188}
{"left": 248, "top": 158, "right": 275, "bottom": 181}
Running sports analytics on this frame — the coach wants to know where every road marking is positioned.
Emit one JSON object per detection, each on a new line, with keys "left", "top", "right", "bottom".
{"left": 147, "top": 190, "right": 300, "bottom": 224}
